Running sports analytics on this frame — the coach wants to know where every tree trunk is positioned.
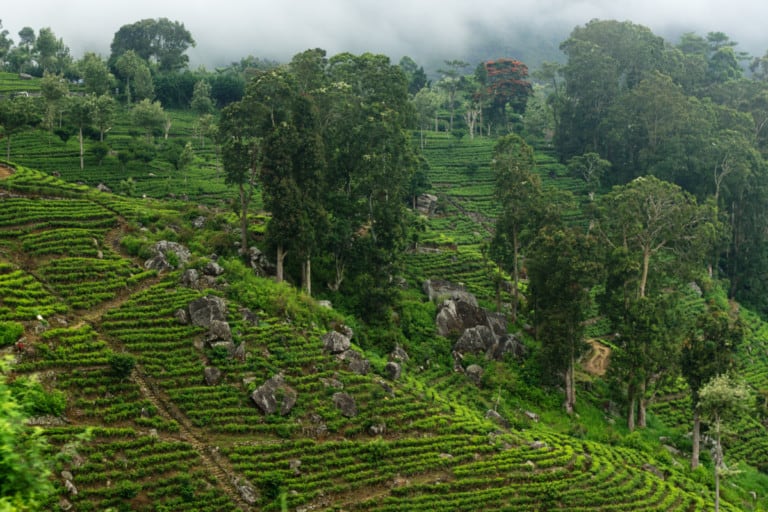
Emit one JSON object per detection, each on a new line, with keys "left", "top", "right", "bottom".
{"left": 639, "top": 249, "right": 650, "bottom": 298}
{"left": 564, "top": 355, "right": 575, "bottom": 415}
{"left": 691, "top": 410, "right": 701, "bottom": 469}
{"left": 6, "top": 136, "right": 10, "bottom": 160}
{"left": 638, "top": 380, "right": 648, "bottom": 428}
{"left": 276, "top": 244, "right": 286, "bottom": 283}
{"left": 512, "top": 229, "right": 519, "bottom": 323}
{"left": 239, "top": 184, "right": 249, "bottom": 254}
{"left": 302, "top": 257, "right": 312, "bottom": 296}
{"left": 627, "top": 382, "right": 637, "bottom": 432}
{"left": 714, "top": 428, "right": 722, "bottom": 512}
{"left": 79, "top": 126, "right": 84, "bottom": 170}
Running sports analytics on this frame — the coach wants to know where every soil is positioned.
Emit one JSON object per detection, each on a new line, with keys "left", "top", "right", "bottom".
{"left": 0, "top": 164, "right": 14, "bottom": 179}
{"left": 582, "top": 339, "right": 611, "bottom": 376}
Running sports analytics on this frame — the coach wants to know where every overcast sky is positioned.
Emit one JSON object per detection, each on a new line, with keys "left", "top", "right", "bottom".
{"left": 3, "top": 0, "right": 768, "bottom": 69}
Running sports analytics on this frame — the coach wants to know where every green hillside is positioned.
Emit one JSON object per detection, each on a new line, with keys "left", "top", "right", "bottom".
{"left": 2, "top": 25, "right": 768, "bottom": 512}
{"left": 1, "top": 133, "right": 767, "bottom": 511}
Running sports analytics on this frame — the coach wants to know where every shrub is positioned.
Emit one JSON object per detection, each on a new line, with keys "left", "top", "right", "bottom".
{"left": 9, "top": 377, "right": 67, "bottom": 416}
{"left": 109, "top": 353, "right": 137, "bottom": 380}
{"left": 0, "top": 321, "right": 24, "bottom": 347}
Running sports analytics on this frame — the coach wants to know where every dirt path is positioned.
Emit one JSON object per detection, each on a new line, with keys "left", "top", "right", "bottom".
{"left": 582, "top": 339, "right": 611, "bottom": 376}
{"left": 132, "top": 370, "right": 256, "bottom": 510}
{"left": 0, "top": 163, "right": 14, "bottom": 179}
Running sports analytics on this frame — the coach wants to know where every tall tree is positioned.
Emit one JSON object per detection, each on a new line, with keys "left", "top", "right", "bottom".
{"left": 0, "top": 20, "right": 12, "bottom": 66}
{"left": 110, "top": 18, "right": 195, "bottom": 72}
{"left": 528, "top": 226, "right": 600, "bottom": 414}
{"left": 682, "top": 300, "right": 743, "bottom": 469}
{"left": 66, "top": 94, "right": 95, "bottom": 170}
{"left": 78, "top": 52, "right": 114, "bottom": 96}
{"left": 437, "top": 59, "right": 469, "bottom": 132}
{"left": 132, "top": 98, "right": 165, "bottom": 142}
{"left": 39, "top": 72, "right": 68, "bottom": 132}
{"left": 477, "top": 58, "right": 533, "bottom": 131}
{"left": 115, "top": 50, "right": 145, "bottom": 104}
{"left": 35, "top": 27, "right": 70, "bottom": 74}
{"left": 92, "top": 94, "right": 116, "bottom": 142}
{"left": 0, "top": 95, "right": 40, "bottom": 159}
{"left": 490, "top": 134, "right": 541, "bottom": 322}
{"left": 557, "top": 20, "right": 668, "bottom": 159}
{"left": 191, "top": 79, "right": 214, "bottom": 115}
{"left": 697, "top": 374, "right": 751, "bottom": 512}
{"left": 219, "top": 99, "right": 263, "bottom": 258}
{"left": 596, "top": 175, "right": 718, "bottom": 429}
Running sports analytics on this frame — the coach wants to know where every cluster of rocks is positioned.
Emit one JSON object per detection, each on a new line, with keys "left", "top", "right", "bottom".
{"left": 144, "top": 240, "right": 192, "bottom": 272}
{"left": 59, "top": 470, "right": 78, "bottom": 509}
{"left": 251, "top": 373, "right": 297, "bottom": 415}
{"left": 321, "top": 326, "right": 371, "bottom": 376}
{"left": 423, "top": 279, "right": 527, "bottom": 370}
{"left": 180, "top": 259, "right": 226, "bottom": 290}
{"left": 248, "top": 246, "right": 275, "bottom": 277}
{"left": 175, "top": 295, "right": 252, "bottom": 386}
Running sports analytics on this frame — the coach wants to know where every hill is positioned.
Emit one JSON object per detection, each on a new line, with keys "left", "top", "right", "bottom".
{"left": 2, "top": 130, "right": 767, "bottom": 511}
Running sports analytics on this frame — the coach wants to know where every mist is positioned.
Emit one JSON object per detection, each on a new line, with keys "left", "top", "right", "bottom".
{"left": 3, "top": 0, "right": 768, "bottom": 70}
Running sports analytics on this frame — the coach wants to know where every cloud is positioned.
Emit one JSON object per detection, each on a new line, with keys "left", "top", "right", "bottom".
{"left": 2, "top": 0, "right": 767, "bottom": 70}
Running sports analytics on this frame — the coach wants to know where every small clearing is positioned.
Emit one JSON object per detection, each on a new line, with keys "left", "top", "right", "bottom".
{"left": 0, "top": 164, "right": 14, "bottom": 179}
{"left": 583, "top": 339, "right": 611, "bottom": 376}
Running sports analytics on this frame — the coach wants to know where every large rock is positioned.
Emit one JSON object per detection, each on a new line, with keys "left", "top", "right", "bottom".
{"left": 204, "top": 366, "right": 222, "bottom": 386}
{"left": 340, "top": 350, "right": 370, "bottom": 375}
{"left": 144, "top": 241, "right": 191, "bottom": 271}
{"left": 485, "top": 409, "right": 510, "bottom": 428}
{"left": 180, "top": 268, "right": 199, "bottom": 288}
{"left": 389, "top": 344, "right": 410, "bottom": 362}
{"left": 453, "top": 327, "right": 526, "bottom": 361}
{"left": 188, "top": 295, "right": 227, "bottom": 328}
{"left": 332, "top": 392, "right": 358, "bottom": 417}
{"left": 251, "top": 373, "right": 297, "bottom": 416}
{"left": 493, "top": 333, "right": 527, "bottom": 360}
{"left": 423, "top": 279, "right": 478, "bottom": 307}
{"left": 454, "top": 325, "right": 496, "bottom": 354}
{"left": 322, "top": 331, "right": 351, "bottom": 354}
{"left": 435, "top": 299, "right": 489, "bottom": 338}
{"left": 384, "top": 362, "right": 401, "bottom": 380}
{"left": 248, "top": 246, "right": 275, "bottom": 277}
{"left": 203, "top": 261, "right": 225, "bottom": 277}
{"left": 207, "top": 319, "right": 233, "bottom": 342}
{"left": 415, "top": 193, "right": 438, "bottom": 215}
{"left": 465, "top": 364, "right": 484, "bottom": 386}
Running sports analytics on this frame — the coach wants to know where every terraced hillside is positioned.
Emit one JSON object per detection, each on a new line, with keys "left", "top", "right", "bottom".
{"left": 2, "top": 152, "right": 759, "bottom": 512}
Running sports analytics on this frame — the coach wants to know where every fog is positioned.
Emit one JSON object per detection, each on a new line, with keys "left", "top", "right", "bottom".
{"left": 3, "top": 0, "right": 768, "bottom": 69}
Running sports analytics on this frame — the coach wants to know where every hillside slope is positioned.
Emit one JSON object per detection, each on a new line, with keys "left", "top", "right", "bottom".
{"left": 1, "top": 153, "right": 758, "bottom": 512}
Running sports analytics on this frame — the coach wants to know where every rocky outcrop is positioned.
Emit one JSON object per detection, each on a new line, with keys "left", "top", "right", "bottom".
{"left": 320, "top": 326, "right": 370, "bottom": 375}
{"left": 341, "top": 350, "right": 370, "bottom": 375}
{"left": 389, "top": 344, "right": 410, "bottom": 362}
{"left": 322, "top": 331, "right": 351, "bottom": 354}
{"left": 332, "top": 392, "right": 358, "bottom": 417}
{"left": 454, "top": 327, "right": 526, "bottom": 361}
{"left": 465, "top": 364, "right": 484, "bottom": 386}
{"left": 384, "top": 362, "right": 401, "bottom": 380}
{"left": 204, "top": 366, "right": 222, "bottom": 386}
{"left": 485, "top": 409, "right": 510, "bottom": 428}
{"left": 180, "top": 260, "right": 226, "bottom": 291}
{"left": 251, "top": 373, "right": 297, "bottom": 416}
{"left": 415, "top": 193, "right": 438, "bottom": 215}
{"left": 188, "top": 295, "right": 227, "bottom": 327}
{"left": 144, "top": 241, "right": 191, "bottom": 272}
{"left": 248, "top": 246, "right": 275, "bottom": 277}
{"left": 423, "top": 279, "right": 478, "bottom": 307}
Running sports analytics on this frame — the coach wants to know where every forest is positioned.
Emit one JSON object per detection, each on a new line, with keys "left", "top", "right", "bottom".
{"left": 2, "top": 15, "right": 768, "bottom": 511}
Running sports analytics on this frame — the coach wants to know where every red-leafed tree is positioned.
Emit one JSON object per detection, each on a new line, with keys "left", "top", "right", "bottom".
{"left": 478, "top": 58, "right": 533, "bottom": 131}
